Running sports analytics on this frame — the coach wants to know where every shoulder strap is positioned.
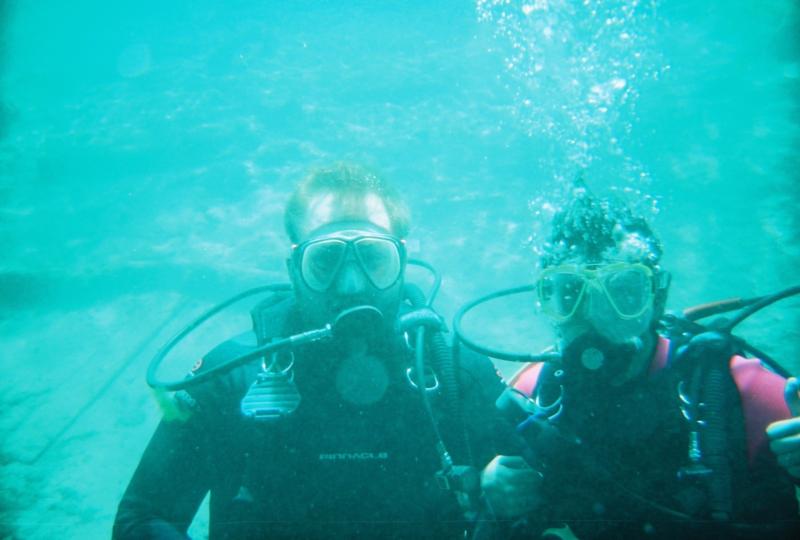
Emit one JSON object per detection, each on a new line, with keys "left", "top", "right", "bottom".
{"left": 251, "top": 291, "right": 295, "bottom": 346}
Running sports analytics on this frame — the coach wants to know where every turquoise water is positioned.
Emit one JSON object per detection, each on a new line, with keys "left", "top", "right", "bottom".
{"left": 0, "top": 1, "right": 798, "bottom": 537}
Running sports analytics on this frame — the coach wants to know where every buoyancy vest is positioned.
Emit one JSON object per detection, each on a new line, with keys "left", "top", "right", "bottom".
{"left": 511, "top": 335, "right": 791, "bottom": 466}
{"left": 507, "top": 334, "right": 798, "bottom": 535}
{"left": 178, "top": 293, "right": 502, "bottom": 539}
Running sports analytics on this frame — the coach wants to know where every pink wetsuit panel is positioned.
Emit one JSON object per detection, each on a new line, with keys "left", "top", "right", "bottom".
{"left": 729, "top": 356, "right": 790, "bottom": 463}
{"left": 648, "top": 336, "right": 671, "bottom": 374}
{"left": 510, "top": 362, "right": 544, "bottom": 397}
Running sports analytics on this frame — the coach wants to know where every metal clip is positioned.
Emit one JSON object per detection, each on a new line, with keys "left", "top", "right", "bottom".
{"left": 405, "top": 366, "right": 439, "bottom": 392}
{"left": 240, "top": 352, "right": 301, "bottom": 421}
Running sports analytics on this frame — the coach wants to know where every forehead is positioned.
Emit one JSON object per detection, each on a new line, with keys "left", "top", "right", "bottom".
{"left": 301, "top": 192, "right": 391, "bottom": 238}
{"left": 304, "top": 220, "right": 389, "bottom": 240}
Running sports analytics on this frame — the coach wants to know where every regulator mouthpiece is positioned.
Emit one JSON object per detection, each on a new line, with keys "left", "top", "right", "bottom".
{"left": 562, "top": 332, "right": 643, "bottom": 380}
{"left": 332, "top": 305, "right": 385, "bottom": 341}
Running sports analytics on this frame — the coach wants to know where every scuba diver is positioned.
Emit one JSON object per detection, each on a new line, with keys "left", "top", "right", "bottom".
{"left": 476, "top": 182, "right": 800, "bottom": 539}
{"left": 112, "top": 164, "right": 519, "bottom": 539}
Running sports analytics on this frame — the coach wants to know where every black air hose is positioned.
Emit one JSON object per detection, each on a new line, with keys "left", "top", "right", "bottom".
{"left": 405, "top": 284, "right": 460, "bottom": 421}
{"left": 403, "top": 283, "right": 471, "bottom": 463}
{"left": 429, "top": 331, "right": 459, "bottom": 414}
{"left": 432, "top": 330, "right": 473, "bottom": 463}
{"left": 403, "top": 283, "right": 425, "bottom": 307}
{"left": 701, "top": 361, "right": 733, "bottom": 521}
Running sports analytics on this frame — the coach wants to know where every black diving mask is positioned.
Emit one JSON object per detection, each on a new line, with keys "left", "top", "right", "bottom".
{"left": 292, "top": 232, "right": 406, "bottom": 292}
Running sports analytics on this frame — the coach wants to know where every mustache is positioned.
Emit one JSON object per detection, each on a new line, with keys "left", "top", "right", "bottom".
{"left": 326, "top": 295, "right": 378, "bottom": 313}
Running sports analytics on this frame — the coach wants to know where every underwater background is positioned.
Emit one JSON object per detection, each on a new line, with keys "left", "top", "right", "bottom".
{"left": 0, "top": 0, "right": 798, "bottom": 537}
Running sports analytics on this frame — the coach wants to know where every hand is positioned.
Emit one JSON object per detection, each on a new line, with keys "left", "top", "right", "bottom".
{"left": 766, "top": 377, "right": 800, "bottom": 479}
{"left": 480, "top": 455, "right": 543, "bottom": 518}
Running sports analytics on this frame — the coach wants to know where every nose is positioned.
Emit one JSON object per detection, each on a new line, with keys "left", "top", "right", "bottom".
{"left": 579, "top": 281, "right": 603, "bottom": 315}
{"left": 332, "top": 259, "right": 369, "bottom": 296}
{"left": 582, "top": 280, "right": 618, "bottom": 319}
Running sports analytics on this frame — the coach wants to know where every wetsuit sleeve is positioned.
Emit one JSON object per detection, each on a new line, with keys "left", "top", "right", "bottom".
{"left": 112, "top": 415, "right": 211, "bottom": 539}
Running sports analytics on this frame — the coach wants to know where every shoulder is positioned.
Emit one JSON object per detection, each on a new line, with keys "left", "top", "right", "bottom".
{"left": 729, "top": 355, "right": 788, "bottom": 411}
{"left": 457, "top": 345, "right": 503, "bottom": 381}
{"left": 181, "top": 331, "right": 261, "bottom": 413}
{"left": 455, "top": 345, "right": 506, "bottom": 402}
{"left": 194, "top": 331, "right": 259, "bottom": 372}
{"left": 184, "top": 293, "right": 298, "bottom": 407}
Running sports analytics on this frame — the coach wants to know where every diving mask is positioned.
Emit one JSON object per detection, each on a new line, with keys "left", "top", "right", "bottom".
{"left": 292, "top": 231, "right": 406, "bottom": 292}
{"left": 537, "top": 262, "right": 655, "bottom": 322}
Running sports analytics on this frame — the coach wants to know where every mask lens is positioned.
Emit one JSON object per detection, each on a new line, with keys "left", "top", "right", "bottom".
{"left": 354, "top": 237, "right": 402, "bottom": 289}
{"left": 602, "top": 266, "right": 652, "bottom": 317}
{"left": 300, "top": 239, "right": 347, "bottom": 291}
{"left": 539, "top": 271, "right": 586, "bottom": 319}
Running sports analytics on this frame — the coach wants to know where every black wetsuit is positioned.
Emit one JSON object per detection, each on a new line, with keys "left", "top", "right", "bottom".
{"left": 510, "top": 342, "right": 800, "bottom": 540}
{"left": 113, "top": 298, "right": 510, "bottom": 539}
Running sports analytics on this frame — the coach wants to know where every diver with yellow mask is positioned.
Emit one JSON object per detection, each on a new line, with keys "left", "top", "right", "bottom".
{"left": 471, "top": 181, "right": 800, "bottom": 539}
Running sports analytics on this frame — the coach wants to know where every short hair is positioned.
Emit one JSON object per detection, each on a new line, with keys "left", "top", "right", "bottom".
{"left": 284, "top": 163, "right": 410, "bottom": 243}
{"left": 540, "top": 181, "right": 662, "bottom": 268}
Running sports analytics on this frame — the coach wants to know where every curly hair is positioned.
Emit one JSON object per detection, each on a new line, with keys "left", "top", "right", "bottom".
{"left": 540, "top": 181, "right": 662, "bottom": 268}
